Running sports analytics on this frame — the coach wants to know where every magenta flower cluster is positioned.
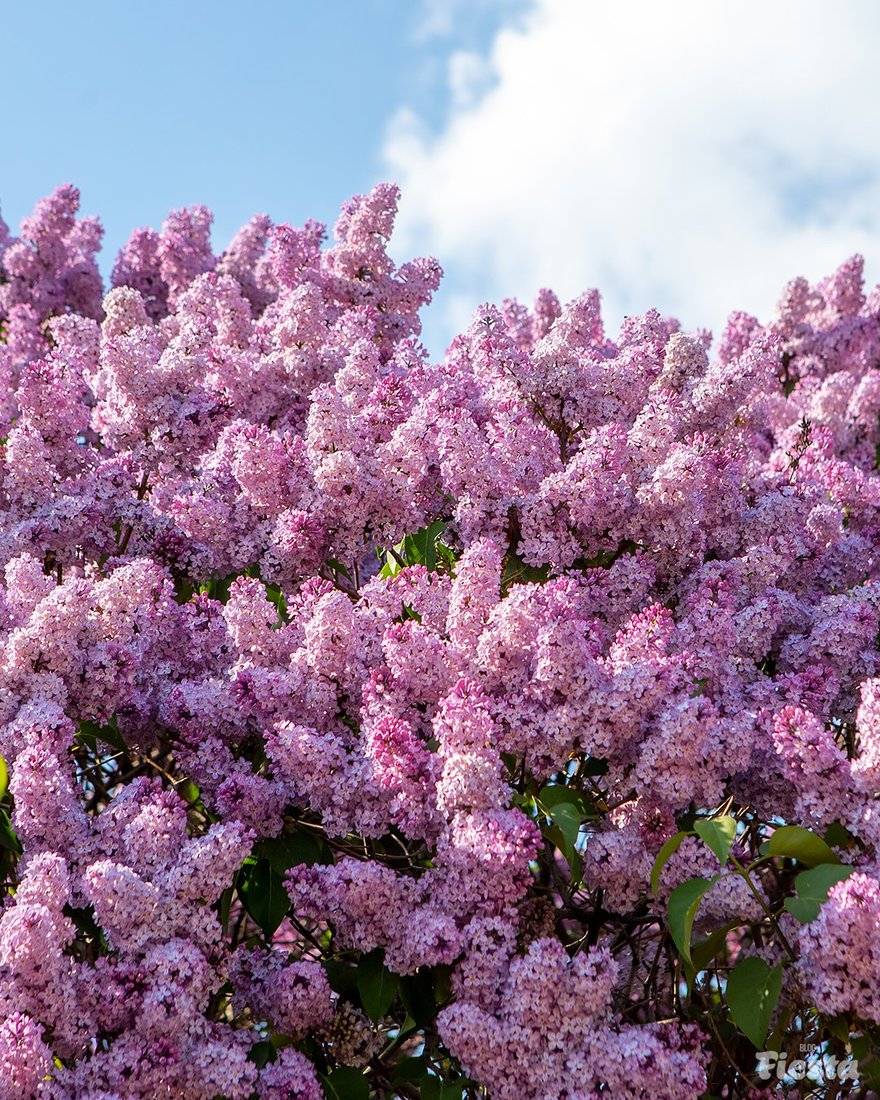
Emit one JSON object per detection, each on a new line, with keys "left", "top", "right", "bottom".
{"left": 2, "top": 182, "right": 880, "bottom": 1098}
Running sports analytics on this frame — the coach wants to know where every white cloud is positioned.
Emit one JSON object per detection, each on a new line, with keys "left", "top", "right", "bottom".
{"left": 385, "top": 0, "right": 880, "bottom": 352}
{"left": 412, "top": 0, "right": 528, "bottom": 42}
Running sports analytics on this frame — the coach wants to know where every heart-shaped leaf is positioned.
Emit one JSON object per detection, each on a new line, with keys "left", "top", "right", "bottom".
{"left": 357, "top": 949, "right": 399, "bottom": 1022}
{"left": 765, "top": 825, "right": 839, "bottom": 868}
{"left": 651, "top": 832, "right": 689, "bottom": 894}
{"left": 667, "top": 875, "right": 720, "bottom": 963}
{"left": 783, "top": 863, "right": 854, "bottom": 923}
{"left": 726, "top": 956, "right": 783, "bottom": 1048}
{"left": 322, "top": 1067, "right": 369, "bottom": 1100}
{"left": 236, "top": 857, "right": 289, "bottom": 936}
{"left": 694, "top": 816, "right": 737, "bottom": 866}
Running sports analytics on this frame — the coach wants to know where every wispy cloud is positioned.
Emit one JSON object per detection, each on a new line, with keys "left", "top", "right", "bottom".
{"left": 386, "top": 0, "right": 880, "bottom": 353}
{"left": 412, "top": 0, "right": 530, "bottom": 42}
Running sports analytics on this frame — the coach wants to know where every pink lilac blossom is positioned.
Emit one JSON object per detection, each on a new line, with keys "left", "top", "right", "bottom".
{"left": 798, "top": 871, "right": 880, "bottom": 1025}
{"left": 4, "top": 180, "right": 880, "bottom": 1095}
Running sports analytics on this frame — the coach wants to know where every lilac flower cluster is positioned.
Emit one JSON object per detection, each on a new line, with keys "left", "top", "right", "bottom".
{"left": 2, "top": 181, "right": 880, "bottom": 1096}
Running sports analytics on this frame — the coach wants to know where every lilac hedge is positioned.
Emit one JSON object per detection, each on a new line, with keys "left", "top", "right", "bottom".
{"left": 1, "top": 183, "right": 880, "bottom": 1097}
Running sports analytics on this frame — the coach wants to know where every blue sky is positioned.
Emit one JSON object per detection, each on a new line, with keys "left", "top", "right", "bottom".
{"left": 3, "top": 1, "right": 880, "bottom": 357}
{"left": 0, "top": 1, "right": 508, "bottom": 254}
{"left": 0, "top": 0, "right": 525, "bottom": 357}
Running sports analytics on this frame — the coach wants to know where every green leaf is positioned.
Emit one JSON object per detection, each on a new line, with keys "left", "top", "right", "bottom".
{"left": 256, "top": 830, "right": 328, "bottom": 874}
{"left": 218, "top": 885, "right": 234, "bottom": 936}
{"left": 399, "top": 968, "right": 437, "bottom": 1028}
{"left": 177, "top": 779, "right": 203, "bottom": 810}
{"left": 651, "top": 832, "right": 689, "bottom": 894}
{"left": 765, "top": 825, "right": 840, "bottom": 868}
{"left": 77, "top": 717, "right": 127, "bottom": 753}
{"left": 547, "top": 801, "right": 582, "bottom": 849}
{"left": 64, "top": 904, "right": 108, "bottom": 955}
{"left": 247, "top": 1040, "right": 276, "bottom": 1069}
{"left": 321, "top": 1066, "right": 369, "bottom": 1100}
{"left": 538, "top": 784, "right": 588, "bottom": 814}
{"left": 694, "top": 816, "right": 737, "bottom": 866}
{"left": 850, "top": 1036, "right": 880, "bottom": 1088}
{"left": 691, "top": 920, "right": 741, "bottom": 973}
{"left": 421, "top": 1075, "right": 465, "bottom": 1100}
{"left": 382, "top": 521, "right": 453, "bottom": 577}
{"left": 826, "top": 1015, "right": 851, "bottom": 1043}
{"left": 326, "top": 558, "right": 353, "bottom": 581}
{"left": 783, "top": 863, "right": 855, "bottom": 923}
{"left": 726, "top": 957, "right": 783, "bottom": 1048}
{"left": 410, "top": 520, "right": 447, "bottom": 570}
{"left": 0, "top": 809, "right": 22, "bottom": 855}
{"left": 501, "top": 552, "right": 551, "bottom": 594}
{"left": 391, "top": 1056, "right": 429, "bottom": 1086}
{"left": 823, "top": 821, "right": 854, "bottom": 849}
{"left": 262, "top": 581, "right": 289, "bottom": 624}
{"left": 357, "top": 949, "right": 399, "bottom": 1023}
{"left": 667, "top": 876, "right": 719, "bottom": 963}
{"left": 236, "top": 857, "right": 289, "bottom": 936}
{"left": 0, "top": 753, "right": 7, "bottom": 802}
{"left": 542, "top": 823, "right": 583, "bottom": 881}
{"left": 323, "top": 958, "right": 359, "bottom": 996}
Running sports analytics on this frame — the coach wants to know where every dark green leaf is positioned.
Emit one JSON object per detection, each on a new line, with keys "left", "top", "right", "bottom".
{"left": 433, "top": 963, "right": 453, "bottom": 1007}
{"left": 399, "top": 968, "right": 437, "bottom": 1028}
{"left": 218, "top": 885, "right": 234, "bottom": 936}
{"left": 173, "top": 576, "right": 195, "bottom": 604}
{"left": 667, "top": 876, "right": 719, "bottom": 963}
{"left": 77, "top": 717, "right": 127, "bottom": 753}
{"left": 823, "top": 821, "right": 854, "bottom": 849}
{"left": 391, "top": 1056, "right": 429, "bottom": 1085}
{"left": 236, "top": 857, "right": 289, "bottom": 936}
{"left": 726, "top": 957, "right": 783, "bottom": 1048}
{"left": 256, "top": 830, "right": 327, "bottom": 875}
{"left": 248, "top": 1040, "right": 276, "bottom": 1068}
{"left": 826, "top": 1015, "right": 851, "bottom": 1043}
{"left": 321, "top": 1066, "right": 369, "bottom": 1100}
{"left": 542, "top": 823, "right": 583, "bottom": 881}
{"left": 691, "top": 921, "right": 740, "bottom": 973}
{"left": 357, "top": 949, "right": 399, "bottom": 1023}
{"left": 262, "top": 581, "right": 289, "bottom": 624}
{"left": 326, "top": 558, "right": 353, "bottom": 581}
{"left": 765, "top": 825, "right": 840, "bottom": 868}
{"left": 651, "top": 832, "right": 689, "bottom": 894}
{"left": 0, "top": 809, "right": 22, "bottom": 854}
{"left": 323, "top": 958, "right": 359, "bottom": 996}
{"left": 64, "top": 904, "right": 108, "bottom": 954}
{"left": 850, "top": 1036, "right": 880, "bottom": 1088}
{"left": 547, "top": 802, "right": 582, "bottom": 848}
{"left": 501, "top": 552, "right": 550, "bottom": 593}
{"left": 500, "top": 752, "right": 518, "bottom": 778}
{"left": 783, "top": 863, "right": 855, "bottom": 923}
{"left": 694, "top": 816, "right": 737, "bottom": 866}
{"left": 421, "top": 1075, "right": 465, "bottom": 1100}
{"left": 539, "top": 784, "right": 588, "bottom": 815}
{"left": 0, "top": 753, "right": 7, "bottom": 802}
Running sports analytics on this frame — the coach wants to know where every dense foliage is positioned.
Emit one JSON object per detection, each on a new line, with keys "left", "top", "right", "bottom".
{"left": 2, "top": 183, "right": 880, "bottom": 1097}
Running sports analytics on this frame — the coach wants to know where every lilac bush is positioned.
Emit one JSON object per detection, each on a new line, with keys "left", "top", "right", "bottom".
{"left": 2, "top": 182, "right": 880, "bottom": 1097}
